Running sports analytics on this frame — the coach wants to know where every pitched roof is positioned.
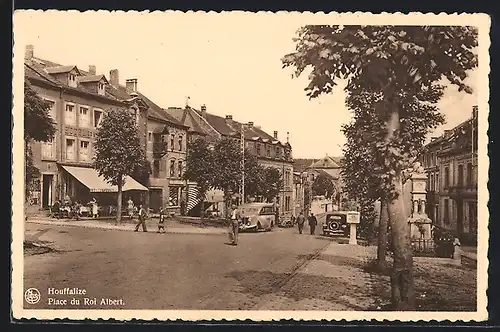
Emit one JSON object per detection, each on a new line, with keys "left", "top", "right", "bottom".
{"left": 44, "top": 65, "right": 80, "bottom": 74}
{"left": 25, "top": 56, "right": 185, "bottom": 128}
{"left": 310, "top": 155, "right": 341, "bottom": 169}
{"left": 293, "top": 158, "right": 315, "bottom": 172}
{"left": 77, "top": 75, "right": 108, "bottom": 83}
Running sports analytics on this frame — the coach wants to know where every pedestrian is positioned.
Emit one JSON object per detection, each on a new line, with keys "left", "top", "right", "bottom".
{"left": 296, "top": 210, "right": 306, "bottom": 234}
{"left": 127, "top": 197, "right": 135, "bottom": 220}
{"left": 157, "top": 207, "right": 166, "bottom": 234}
{"left": 308, "top": 212, "right": 318, "bottom": 235}
{"left": 51, "top": 199, "right": 61, "bottom": 219}
{"left": 134, "top": 204, "right": 148, "bottom": 232}
{"left": 90, "top": 197, "right": 99, "bottom": 219}
{"left": 72, "top": 201, "right": 81, "bottom": 220}
{"left": 228, "top": 204, "right": 240, "bottom": 246}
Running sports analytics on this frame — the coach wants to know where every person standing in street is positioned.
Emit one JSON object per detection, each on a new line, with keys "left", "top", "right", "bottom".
{"left": 134, "top": 204, "right": 148, "bottom": 232}
{"left": 308, "top": 212, "right": 318, "bottom": 235}
{"left": 228, "top": 204, "right": 240, "bottom": 246}
{"left": 296, "top": 210, "right": 306, "bottom": 234}
{"left": 157, "top": 207, "right": 166, "bottom": 234}
{"left": 127, "top": 197, "right": 135, "bottom": 220}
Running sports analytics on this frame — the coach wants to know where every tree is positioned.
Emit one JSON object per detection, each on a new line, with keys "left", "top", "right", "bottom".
{"left": 282, "top": 25, "right": 477, "bottom": 309}
{"left": 312, "top": 173, "right": 336, "bottom": 199}
{"left": 183, "top": 137, "right": 215, "bottom": 219}
{"left": 93, "top": 108, "right": 146, "bottom": 224}
{"left": 259, "top": 167, "right": 283, "bottom": 203}
{"left": 24, "top": 80, "right": 56, "bottom": 199}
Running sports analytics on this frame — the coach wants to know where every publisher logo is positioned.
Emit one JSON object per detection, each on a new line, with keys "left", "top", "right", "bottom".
{"left": 25, "top": 288, "right": 41, "bottom": 304}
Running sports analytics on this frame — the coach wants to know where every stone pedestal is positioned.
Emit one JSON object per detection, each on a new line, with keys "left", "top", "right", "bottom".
{"left": 346, "top": 211, "right": 360, "bottom": 245}
{"left": 407, "top": 162, "right": 434, "bottom": 243}
{"left": 349, "top": 224, "right": 357, "bottom": 245}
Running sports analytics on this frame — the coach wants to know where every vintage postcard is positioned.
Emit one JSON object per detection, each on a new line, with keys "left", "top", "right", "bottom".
{"left": 12, "top": 11, "right": 490, "bottom": 322}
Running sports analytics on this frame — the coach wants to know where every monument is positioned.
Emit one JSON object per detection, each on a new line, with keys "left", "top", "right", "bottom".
{"left": 407, "top": 162, "right": 434, "bottom": 244}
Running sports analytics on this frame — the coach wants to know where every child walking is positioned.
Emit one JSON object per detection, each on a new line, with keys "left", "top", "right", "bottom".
{"left": 157, "top": 207, "right": 166, "bottom": 233}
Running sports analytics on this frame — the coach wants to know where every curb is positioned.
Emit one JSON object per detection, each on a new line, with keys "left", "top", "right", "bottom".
{"left": 26, "top": 219, "right": 226, "bottom": 236}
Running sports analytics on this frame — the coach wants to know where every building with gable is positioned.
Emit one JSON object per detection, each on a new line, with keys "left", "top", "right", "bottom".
{"left": 24, "top": 44, "right": 189, "bottom": 215}
{"left": 167, "top": 105, "right": 295, "bottom": 218}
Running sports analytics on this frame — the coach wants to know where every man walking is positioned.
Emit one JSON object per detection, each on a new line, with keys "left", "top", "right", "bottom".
{"left": 296, "top": 210, "right": 306, "bottom": 234}
{"left": 134, "top": 204, "right": 148, "bottom": 232}
{"left": 308, "top": 212, "right": 318, "bottom": 235}
{"left": 228, "top": 204, "right": 240, "bottom": 246}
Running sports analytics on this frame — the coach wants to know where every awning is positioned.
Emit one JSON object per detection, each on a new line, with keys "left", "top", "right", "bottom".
{"left": 61, "top": 165, "right": 148, "bottom": 193}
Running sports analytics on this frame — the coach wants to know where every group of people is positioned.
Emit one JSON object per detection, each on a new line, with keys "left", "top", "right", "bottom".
{"left": 50, "top": 197, "right": 99, "bottom": 220}
{"left": 295, "top": 211, "right": 318, "bottom": 235}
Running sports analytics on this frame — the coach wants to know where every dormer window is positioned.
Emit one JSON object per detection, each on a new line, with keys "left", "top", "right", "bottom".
{"left": 68, "top": 74, "right": 77, "bottom": 87}
{"left": 98, "top": 82, "right": 105, "bottom": 95}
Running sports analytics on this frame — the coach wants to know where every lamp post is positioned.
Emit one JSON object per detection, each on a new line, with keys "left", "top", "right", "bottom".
{"left": 240, "top": 124, "right": 246, "bottom": 206}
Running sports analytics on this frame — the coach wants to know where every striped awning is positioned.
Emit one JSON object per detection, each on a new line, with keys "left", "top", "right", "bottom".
{"left": 62, "top": 165, "right": 148, "bottom": 193}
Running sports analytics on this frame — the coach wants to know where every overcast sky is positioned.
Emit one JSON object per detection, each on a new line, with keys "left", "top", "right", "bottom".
{"left": 16, "top": 11, "right": 479, "bottom": 159}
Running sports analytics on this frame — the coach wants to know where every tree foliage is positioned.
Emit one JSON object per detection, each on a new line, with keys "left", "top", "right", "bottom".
{"left": 259, "top": 167, "right": 283, "bottom": 202}
{"left": 283, "top": 25, "right": 477, "bottom": 310}
{"left": 183, "top": 138, "right": 215, "bottom": 200}
{"left": 311, "top": 173, "right": 336, "bottom": 199}
{"left": 93, "top": 107, "right": 146, "bottom": 223}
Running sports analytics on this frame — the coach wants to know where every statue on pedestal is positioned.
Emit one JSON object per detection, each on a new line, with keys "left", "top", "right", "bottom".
{"left": 407, "top": 162, "right": 433, "bottom": 242}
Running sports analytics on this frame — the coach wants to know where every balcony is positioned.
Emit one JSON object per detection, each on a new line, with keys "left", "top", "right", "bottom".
{"left": 153, "top": 141, "right": 168, "bottom": 159}
{"left": 447, "top": 185, "right": 477, "bottom": 200}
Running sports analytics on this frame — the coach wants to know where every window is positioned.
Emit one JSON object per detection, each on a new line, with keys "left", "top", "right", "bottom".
{"left": 178, "top": 161, "right": 183, "bottom": 177}
{"left": 65, "top": 103, "right": 76, "bottom": 126}
{"left": 170, "top": 134, "right": 175, "bottom": 150}
{"left": 79, "top": 106, "right": 90, "bottom": 127}
{"left": 93, "top": 109, "right": 103, "bottom": 128}
{"left": 444, "top": 167, "right": 449, "bottom": 189}
{"left": 66, "top": 138, "right": 75, "bottom": 160}
{"left": 443, "top": 199, "right": 450, "bottom": 225}
{"left": 259, "top": 207, "right": 275, "bottom": 215}
{"left": 457, "top": 164, "right": 464, "bottom": 187}
{"left": 153, "top": 160, "right": 160, "bottom": 178}
{"left": 266, "top": 145, "right": 271, "bottom": 157}
{"left": 170, "top": 160, "right": 175, "bottom": 177}
{"left": 178, "top": 136, "right": 183, "bottom": 151}
{"left": 98, "top": 82, "right": 105, "bottom": 95}
{"left": 466, "top": 163, "right": 473, "bottom": 186}
{"left": 42, "top": 138, "right": 55, "bottom": 159}
{"left": 79, "top": 140, "right": 89, "bottom": 161}
{"left": 429, "top": 174, "right": 434, "bottom": 191}
{"left": 148, "top": 132, "right": 152, "bottom": 142}
{"left": 133, "top": 109, "right": 140, "bottom": 126}
{"left": 69, "top": 73, "right": 77, "bottom": 87}
{"left": 256, "top": 143, "right": 261, "bottom": 155}
{"left": 275, "top": 146, "right": 281, "bottom": 158}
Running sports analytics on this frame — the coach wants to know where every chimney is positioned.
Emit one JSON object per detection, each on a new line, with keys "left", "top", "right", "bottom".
{"left": 200, "top": 104, "right": 207, "bottom": 118}
{"left": 109, "top": 69, "right": 119, "bottom": 87}
{"left": 225, "top": 115, "right": 233, "bottom": 122}
{"left": 89, "top": 65, "right": 96, "bottom": 75}
{"left": 247, "top": 122, "right": 254, "bottom": 128}
{"left": 25, "top": 44, "right": 34, "bottom": 60}
{"left": 273, "top": 131, "right": 278, "bottom": 139}
{"left": 444, "top": 130, "right": 451, "bottom": 136}
{"left": 125, "top": 78, "right": 138, "bottom": 95}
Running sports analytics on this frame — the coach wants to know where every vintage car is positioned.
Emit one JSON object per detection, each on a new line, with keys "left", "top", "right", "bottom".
{"left": 238, "top": 203, "right": 275, "bottom": 232}
{"left": 322, "top": 211, "right": 359, "bottom": 237}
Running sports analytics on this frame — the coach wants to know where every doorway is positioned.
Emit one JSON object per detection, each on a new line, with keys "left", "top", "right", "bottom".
{"left": 149, "top": 188, "right": 163, "bottom": 213}
{"left": 42, "top": 174, "right": 53, "bottom": 209}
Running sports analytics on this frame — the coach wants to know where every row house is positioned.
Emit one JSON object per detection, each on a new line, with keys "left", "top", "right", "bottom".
{"left": 167, "top": 105, "right": 295, "bottom": 218}
{"left": 24, "top": 45, "right": 188, "bottom": 214}
{"left": 420, "top": 105, "right": 479, "bottom": 243}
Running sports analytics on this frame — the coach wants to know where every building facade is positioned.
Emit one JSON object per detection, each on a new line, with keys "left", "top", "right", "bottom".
{"left": 420, "top": 106, "right": 478, "bottom": 243}
{"left": 167, "top": 105, "right": 295, "bottom": 219}
{"left": 24, "top": 45, "right": 188, "bottom": 214}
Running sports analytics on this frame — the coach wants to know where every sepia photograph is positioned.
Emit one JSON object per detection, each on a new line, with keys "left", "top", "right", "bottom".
{"left": 12, "top": 11, "right": 490, "bottom": 321}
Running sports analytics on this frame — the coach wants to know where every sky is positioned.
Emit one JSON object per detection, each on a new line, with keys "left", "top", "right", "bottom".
{"left": 15, "top": 11, "right": 480, "bottom": 159}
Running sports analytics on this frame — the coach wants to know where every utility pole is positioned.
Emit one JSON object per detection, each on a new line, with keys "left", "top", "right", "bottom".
{"left": 240, "top": 124, "right": 245, "bottom": 206}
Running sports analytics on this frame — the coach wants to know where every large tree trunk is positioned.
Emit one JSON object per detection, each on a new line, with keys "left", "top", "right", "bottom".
{"left": 116, "top": 175, "right": 123, "bottom": 224}
{"left": 377, "top": 199, "right": 389, "bottom": 270}
{"left": 385, "top": 108, "right": 415, "bottom": 310}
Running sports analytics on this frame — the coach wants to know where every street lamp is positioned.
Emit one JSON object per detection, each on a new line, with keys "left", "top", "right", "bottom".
{"left": 240, "top": 124, "right": 246, "bottom": 206}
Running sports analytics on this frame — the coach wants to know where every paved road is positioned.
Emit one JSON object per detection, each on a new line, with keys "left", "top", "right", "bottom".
{"left": 24, "top": 222, "right": 333, "bottom": 310}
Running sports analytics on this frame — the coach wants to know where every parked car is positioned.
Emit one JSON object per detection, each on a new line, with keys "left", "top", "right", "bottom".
{"left": 238, "top": 203, "right": 275, "bottom": 232}
{"left": 322, "top": 211, "right": 359, "bottom": 237}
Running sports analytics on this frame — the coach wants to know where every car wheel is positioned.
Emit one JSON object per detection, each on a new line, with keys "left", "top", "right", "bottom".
{"left": 256, "top": 222, "right": 262, "bottom": 232}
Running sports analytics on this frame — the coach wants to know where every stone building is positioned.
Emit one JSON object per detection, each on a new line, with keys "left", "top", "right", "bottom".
{"left": 24, "top": 44, "right": 188, "bottom": 214}
{"left": 167, "top": 105, "right": 295, "bottom": 219}
{"left": 420, "top": 106, "right": 478, "bottom": 243}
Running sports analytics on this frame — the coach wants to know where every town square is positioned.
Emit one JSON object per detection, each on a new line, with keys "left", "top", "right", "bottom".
{"left": 14, "top": 11, "right": 488, "bottom": 319}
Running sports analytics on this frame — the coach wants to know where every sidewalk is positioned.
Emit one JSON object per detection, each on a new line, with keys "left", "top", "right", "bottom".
{"left": 253, "top": 239, "right": 477, "bottom": 311}
{"left": 26, "top": 216, "right": 227, "bottom": 235}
